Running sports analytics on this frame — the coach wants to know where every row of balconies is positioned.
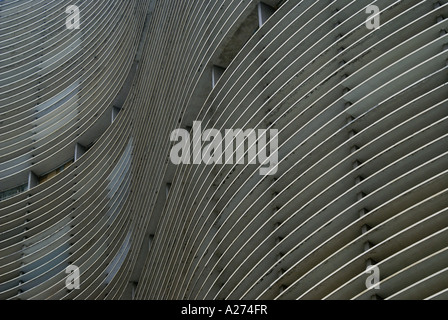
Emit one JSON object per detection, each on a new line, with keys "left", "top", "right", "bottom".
{"left": 135, "top": 0, "right": 448, "bottom": 300}
{"left": 1, "top": 0, "right": 447, "bottom": 300}
{"left": 0, "top": 0, "right": 149, "bottom": 299}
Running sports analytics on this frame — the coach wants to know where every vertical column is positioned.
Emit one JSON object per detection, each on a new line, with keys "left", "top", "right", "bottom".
{"left": 212, "top": 66, "right": 226, "bottom": 88}
{"left": 258, "top": 2, "right": 275, "bottom": 28}
{"left": 166, "top": 183, "right": 172, "bottom": 198}
{"left": 74, "top": 143, "right": 86, "bottom": 162}
{"left": 112, "top": 106, "right": 121, "bottom": 123}
{"left": 27, "top": 171, "right": 38, "bottom": 190}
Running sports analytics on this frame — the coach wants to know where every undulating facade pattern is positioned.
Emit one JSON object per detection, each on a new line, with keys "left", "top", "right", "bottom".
{"left": 0, "top": 0, "right": 447, "bottom": 300}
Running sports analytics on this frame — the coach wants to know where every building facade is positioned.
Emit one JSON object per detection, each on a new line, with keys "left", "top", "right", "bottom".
{"left": 0, "top": 0, "right": 447, "bottom": 300}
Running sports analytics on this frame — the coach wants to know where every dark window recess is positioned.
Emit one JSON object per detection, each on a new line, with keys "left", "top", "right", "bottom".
{"left": 0, "top": 184, "right": 28, "bottom": 202}
{"left": 39, "top": 160, "right": 74, "bottom": 184}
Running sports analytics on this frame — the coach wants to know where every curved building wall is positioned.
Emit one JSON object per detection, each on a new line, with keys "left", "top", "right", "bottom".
{"left": 0, "top": 0, "right": 447, "bottom": 300}
{"left": 0, "top": 0, "right": 149, "bottom": 299}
